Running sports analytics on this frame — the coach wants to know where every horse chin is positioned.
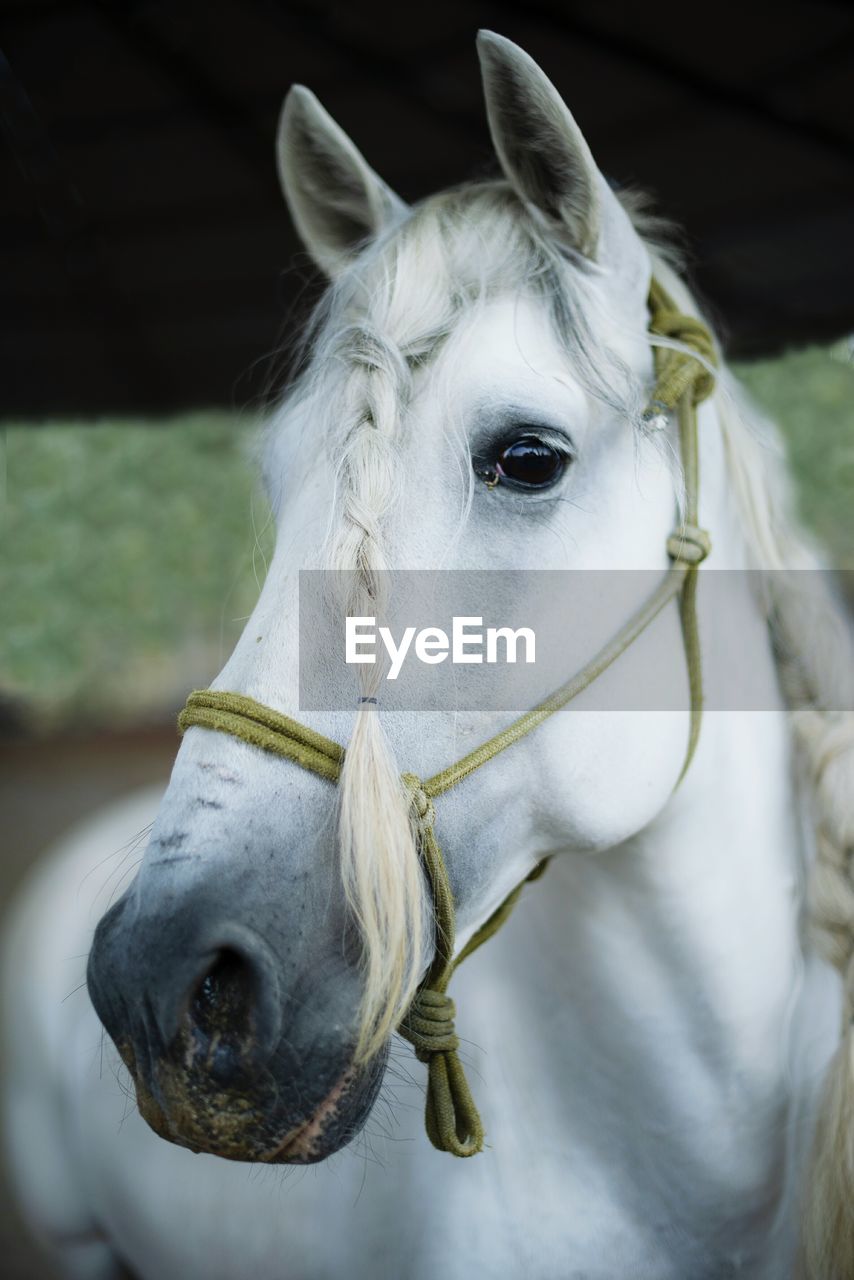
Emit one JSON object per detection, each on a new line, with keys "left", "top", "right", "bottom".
{"left": 262, "top": 1063, "right": 372, "bottom": 1164}
{"left": 119, "top": 1038, "right": 389, "bottom": 1165}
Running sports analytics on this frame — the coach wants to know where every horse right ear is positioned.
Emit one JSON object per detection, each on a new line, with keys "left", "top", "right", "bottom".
{"left": 477, "top": 31, "right": 649, "bottom": 298}
{"left": 277, "top": 86, "right": 408, "bottom": 276}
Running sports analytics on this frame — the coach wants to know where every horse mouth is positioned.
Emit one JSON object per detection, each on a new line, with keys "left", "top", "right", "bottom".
{"left": 260, "top": 1064, "right": 358, "bottom": 1163}
{"left": 119, "top": 1038, "right": 381, "bottom": 1164}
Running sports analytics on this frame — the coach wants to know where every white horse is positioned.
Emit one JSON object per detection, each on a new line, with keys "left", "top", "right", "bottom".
{"left": 4, "top": 31, "right": 854, "bottom": 1280}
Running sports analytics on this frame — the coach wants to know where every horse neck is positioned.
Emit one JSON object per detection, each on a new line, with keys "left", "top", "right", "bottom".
{"left": 531, "top": 704, "right": 812, "bottom": 1100}
{"left": 478, "top": 705, "right": 831, "bottom": 1269}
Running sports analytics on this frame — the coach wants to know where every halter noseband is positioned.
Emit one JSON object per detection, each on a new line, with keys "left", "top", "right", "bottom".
{"left": 178, "top": 277, "right": 716, "bottom": 1158}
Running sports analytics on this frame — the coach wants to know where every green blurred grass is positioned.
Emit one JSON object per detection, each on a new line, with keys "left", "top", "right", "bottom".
{"left": 0, "top": 413, "right": 274, "bottom": 731}
{"left": 736, "top": 343, "right": 854, "bottom": 566}
{"left": 1, "top": 343, "right": 852, "bottom": 731}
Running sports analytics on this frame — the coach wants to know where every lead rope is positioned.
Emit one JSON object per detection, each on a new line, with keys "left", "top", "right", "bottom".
{"left": 398, "top": 769, "right": 549, "bottom": 1155}
{"left": 396, "top": 775, "right": 484, "bottom": 1156}
{"left": 177, "top": 278, "right": 717, "bottom": 1157}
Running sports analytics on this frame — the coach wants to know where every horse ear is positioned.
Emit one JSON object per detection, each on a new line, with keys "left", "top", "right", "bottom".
{"left": 277, "top": 86, "right": 408, "bottom": 276}
{"left": 477, "top": 31, "right": 648, "bottom": 292}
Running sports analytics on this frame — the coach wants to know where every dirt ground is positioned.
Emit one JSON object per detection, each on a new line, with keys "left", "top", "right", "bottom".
{"left": 0, "top": 728, "right": 176, "bottom": 1279}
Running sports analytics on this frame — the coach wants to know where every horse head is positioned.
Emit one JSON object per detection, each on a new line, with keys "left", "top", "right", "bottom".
{"left": 87, "top": 32, "right": 712, "bottom": 1164}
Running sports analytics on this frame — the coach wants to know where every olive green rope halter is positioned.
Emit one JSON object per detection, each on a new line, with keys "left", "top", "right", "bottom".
{"left": 178, "top": 277, "right": 716, "bottom": 1159}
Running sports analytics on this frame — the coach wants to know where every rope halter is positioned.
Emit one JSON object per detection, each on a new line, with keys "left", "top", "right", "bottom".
{"left": 178, "top": 278, "right": 717, "bottom": 1157}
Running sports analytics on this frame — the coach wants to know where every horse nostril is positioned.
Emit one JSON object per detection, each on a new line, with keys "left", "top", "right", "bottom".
{"left": 192, "top": 949, "right": 253, "bottom": 1035}
{"left": 187, "top": 948, "right": 259, "bottom": 1084}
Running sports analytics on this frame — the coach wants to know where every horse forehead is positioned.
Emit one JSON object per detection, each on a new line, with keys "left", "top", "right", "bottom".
{"left": 448, "top": 296, "right": 570, "bottom": 384}
{"left": 438, "top": 293, "right": 648, "bottom": 402}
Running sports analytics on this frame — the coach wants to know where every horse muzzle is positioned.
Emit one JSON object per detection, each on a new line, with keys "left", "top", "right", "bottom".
{"left": 87, "top": 887, "right": 386, "bottom": 1163}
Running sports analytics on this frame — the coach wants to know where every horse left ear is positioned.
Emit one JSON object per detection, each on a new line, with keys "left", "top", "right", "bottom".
{"left": 477, "top": 31, "right": 649, "bottom": 296}
{"left": 277, "top": 86, "right": 409, "bottom": 276}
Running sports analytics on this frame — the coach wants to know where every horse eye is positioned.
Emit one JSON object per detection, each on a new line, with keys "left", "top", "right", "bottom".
{"left": 492, "top": 436, "right": 567, "bottom": 490}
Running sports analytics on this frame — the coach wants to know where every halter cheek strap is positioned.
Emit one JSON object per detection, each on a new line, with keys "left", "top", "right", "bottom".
{"left": 177, "top": 278, "right": 716, "bottom": 1158}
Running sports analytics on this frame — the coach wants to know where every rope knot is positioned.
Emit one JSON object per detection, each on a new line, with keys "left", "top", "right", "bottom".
{"left": 667, "top": 524, "right": 711, "bottom": 566}
{"left": 648, "top": 279, "right": 718, "bottom": 412}
{"left": 399, "top": 986, "right": 483, "bottom": 1157}
{"left": 402, "top": 772, "right": 435, "bottom": 834}
{"left": 398, "top": 987, "right": 458, "bottom": 1062}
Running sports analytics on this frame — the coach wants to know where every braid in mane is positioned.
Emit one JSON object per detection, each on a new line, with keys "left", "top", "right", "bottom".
{"left": 325, "top": 314, "right": 429, "bottom": 1061}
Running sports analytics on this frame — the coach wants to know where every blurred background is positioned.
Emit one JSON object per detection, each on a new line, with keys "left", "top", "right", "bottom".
{"left": 1, "top": 1, "right": 853, "bottom": 1274}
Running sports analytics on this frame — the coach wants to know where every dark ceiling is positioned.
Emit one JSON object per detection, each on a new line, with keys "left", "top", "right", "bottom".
{"left": 2, "top": 0, "right": 853, "bottom": 417}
